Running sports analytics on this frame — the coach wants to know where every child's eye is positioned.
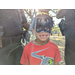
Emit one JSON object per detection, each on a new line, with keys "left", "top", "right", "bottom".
{"left": 45, "top": 27, "right": 50, "bottom": 30}
{"left": 36, "top": 25, "right": 42, "bottom": 30}
{"left": 37, "top": 27, "right": 42, "bottom": 30}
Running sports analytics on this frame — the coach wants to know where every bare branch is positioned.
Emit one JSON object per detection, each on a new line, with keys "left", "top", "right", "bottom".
{"left": 24, "top": 9, "right": 33, "bottom": 19}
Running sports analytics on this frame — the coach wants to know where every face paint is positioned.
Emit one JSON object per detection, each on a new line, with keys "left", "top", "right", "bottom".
{"left": 33, "top": 14, "right": 53, "bottom": 34}
{"left": 36, "top": 25, "right": 51, "bottom": 33}
{"left": 36, "top": 21, "right": 51, "bottom": 34}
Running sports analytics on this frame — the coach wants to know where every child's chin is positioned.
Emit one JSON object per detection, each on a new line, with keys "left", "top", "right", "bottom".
{"left": 40, "top": 38, "right": 48, "bottom": 42}
{"left": 39, "top": 38, "right": 48, "bottom": 41}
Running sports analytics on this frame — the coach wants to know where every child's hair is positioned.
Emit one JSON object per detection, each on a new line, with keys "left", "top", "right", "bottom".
{"left": 32, "top": 14, "right": 54, "bottom": 29}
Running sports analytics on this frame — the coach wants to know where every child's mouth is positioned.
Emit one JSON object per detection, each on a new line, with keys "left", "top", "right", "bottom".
{"left": 39, "top": 35, "right": 49, "bottom": 39}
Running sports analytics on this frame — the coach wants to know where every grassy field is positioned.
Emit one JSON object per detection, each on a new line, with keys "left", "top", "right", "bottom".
{"left": 30, "top": 35, "right": 66, "bottom": 65}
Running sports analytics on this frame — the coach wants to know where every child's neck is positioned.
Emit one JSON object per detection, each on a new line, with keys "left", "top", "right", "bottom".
{"left": 33, "top": 39, "right": 49, "bottom": 45}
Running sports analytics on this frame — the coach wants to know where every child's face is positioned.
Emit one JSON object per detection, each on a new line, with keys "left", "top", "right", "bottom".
{"left": 32, "top": 16, "right": 53, "bottom": 42}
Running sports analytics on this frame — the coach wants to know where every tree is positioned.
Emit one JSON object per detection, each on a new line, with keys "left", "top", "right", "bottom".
{"left": 52, "top": 24, "right": 60, "bottom": 32}
{"left": 23, "top": 9, "right": 60, "bottom": 31}
{"left": 24, "top": 9, "right": 59, "bottom": 27}
{"left": 24, "top": 9, "right": 59, "bottom": 19}
{"left": 24, "top": 9, "right": 34, "bottom": 19}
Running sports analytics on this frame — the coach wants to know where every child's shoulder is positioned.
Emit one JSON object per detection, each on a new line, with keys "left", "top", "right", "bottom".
{"left": 49, "top": 40, "right": 58, "bottom": 49}
{"left": 25, "top": 41, "right": 33, "bottom": 47}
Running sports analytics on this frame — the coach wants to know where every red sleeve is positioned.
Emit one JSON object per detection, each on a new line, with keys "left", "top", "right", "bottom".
{"left": 54, "top": 46, "right": 61, "bottom": 63}
{"left": 20, "top": 46, "right": 29, "bottom": 65}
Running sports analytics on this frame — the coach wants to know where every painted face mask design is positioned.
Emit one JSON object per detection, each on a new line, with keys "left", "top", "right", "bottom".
{"left": 32, "top": 14, "right": 53, "bottom": 33}
{"left": 36, "top": 22, "right": 51, "bottom": 33}
{"left": 35, "top": 18, "right": 51, "bottom": 34}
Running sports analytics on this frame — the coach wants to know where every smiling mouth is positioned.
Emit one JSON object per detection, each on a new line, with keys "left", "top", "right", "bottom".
{"left": 39, "top": 35, "right": 49, "bottom": 38}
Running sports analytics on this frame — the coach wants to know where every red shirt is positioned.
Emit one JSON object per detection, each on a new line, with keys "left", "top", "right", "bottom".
{"left": 20, "top": 40, "right": 61, "bottom": 65}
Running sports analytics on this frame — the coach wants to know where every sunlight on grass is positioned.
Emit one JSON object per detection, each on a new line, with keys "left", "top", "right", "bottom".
{"left": 58, "top": 46, "right": 65, "bottom": 48}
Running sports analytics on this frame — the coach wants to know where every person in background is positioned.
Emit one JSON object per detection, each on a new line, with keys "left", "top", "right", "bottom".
{"left": 0, "top": 9, "right": 30, "bottom": 65}
{"left": 56, "top": 9, "right": 75, "bottom": 65}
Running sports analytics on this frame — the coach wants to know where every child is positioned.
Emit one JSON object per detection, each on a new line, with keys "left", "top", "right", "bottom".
{"left": 20, "top": 14, "right": 61, "bottom": 65}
